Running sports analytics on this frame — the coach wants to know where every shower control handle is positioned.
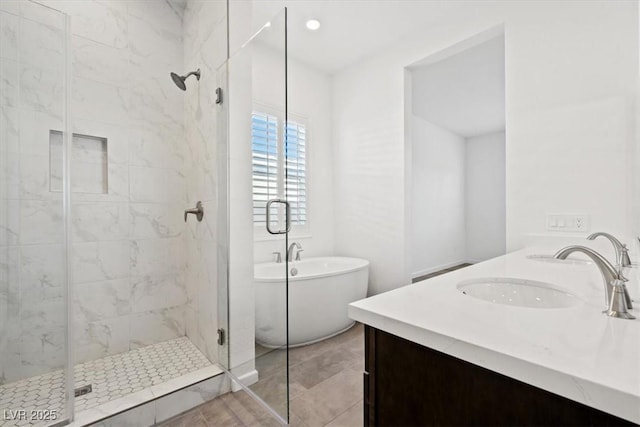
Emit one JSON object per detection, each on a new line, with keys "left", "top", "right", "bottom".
{"left": 184, "top": 201, "right": 204, "bottom": 222}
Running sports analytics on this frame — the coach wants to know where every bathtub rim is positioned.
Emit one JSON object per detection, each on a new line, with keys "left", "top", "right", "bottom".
{"left": 254, "top": 256, "right": 369, "bottom": 283}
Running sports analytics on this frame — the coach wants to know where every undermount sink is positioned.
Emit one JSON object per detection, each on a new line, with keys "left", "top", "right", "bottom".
{"left": 457, "top": 277, "right": 580, "bottom": 309}
{"left": 526, "top": 254, "right": 592, "bottom": 265}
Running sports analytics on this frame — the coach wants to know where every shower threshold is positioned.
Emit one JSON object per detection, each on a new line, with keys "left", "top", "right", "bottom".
{"left": 0, "top": 337, "right": 222, "bottom": 427}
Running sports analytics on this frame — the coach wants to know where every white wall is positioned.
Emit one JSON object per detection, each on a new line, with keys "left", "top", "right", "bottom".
{"left": 465, "top": 131, "right": 506, "bottom": 262}
{"left": 252, "top": 47, "right": 335, "bottom": 263}
{"left": 333, "top": 1, "right": 637, "bottom": 295}
{"left": 411, "top": 117, "right": 466, "bottom": 276}
{"left": 410, "top": 35, "right": 505, "bottom": 138}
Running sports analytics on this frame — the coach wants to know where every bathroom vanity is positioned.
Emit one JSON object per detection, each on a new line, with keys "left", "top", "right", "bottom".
{"left": 349, "top": 248, "right": 640, "bottom": 426}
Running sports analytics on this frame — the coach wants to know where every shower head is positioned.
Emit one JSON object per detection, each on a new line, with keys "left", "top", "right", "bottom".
{"left": 170, "top": 69, "right": 201, "bottom": 91}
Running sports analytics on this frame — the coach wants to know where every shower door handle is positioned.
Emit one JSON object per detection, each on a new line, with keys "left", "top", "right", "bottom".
{"left": 266, "top": 199, "right": 290, "bottom": 235}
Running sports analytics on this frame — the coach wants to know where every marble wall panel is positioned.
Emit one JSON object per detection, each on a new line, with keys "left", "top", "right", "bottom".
{"left": 0, "top": 59, "right": 19, "bottom": 108}
{"left": 72, "top": 202, "right": 129, "bottom": 242}
{"left": 130, "top": 203, "right": 184, "bottom": 240}
{"left": 129, "top": 306, "right": 185, "bottom": 349}
{"left": 72, "top": 240, "right": 130, "bottom": 284}
{"left": 74, "top": 315, "right": 130, "bottom": 364}
{"left": 18, "top": 16, "right": 65, "bottom": 70}
{"left": 71, "top": 35, "right": 129, "bottom": 87}
{"left": 0, "top": 11, "right": 18, "bottom": 61}
{"left": 20, "top": 64, "right": 64, "bottom": 119}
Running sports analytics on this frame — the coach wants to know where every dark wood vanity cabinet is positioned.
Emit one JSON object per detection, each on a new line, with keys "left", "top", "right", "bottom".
{"left": 363, "top": 326, "right": 635, "bottom": 426}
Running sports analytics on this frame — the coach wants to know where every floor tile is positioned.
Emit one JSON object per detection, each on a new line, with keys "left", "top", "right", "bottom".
{"left": 177, "top": 324, "right": 365, "bottom": 427}
{"left": 161, "top": 410, "right": 208, "bottom": 427}
{"left": 290, "top": 339, "right": 361, "bottom": 390}
{"left": 199, "top": 397, "right": 244, "bottom": 427}
{"left": 221, "top": 391, "right": 282, "bottom": 427}
{"left": 290, "top": 363, "right": 362, "bottom": 426}
{"left": 326, "top": 401, "right": 363, "bottom": 427}
{"left": 288, "top": 324, "right": 363, "bottom": 366}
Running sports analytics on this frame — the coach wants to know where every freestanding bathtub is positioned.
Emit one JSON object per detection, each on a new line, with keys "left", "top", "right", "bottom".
{"left": 254, "top": 257, "right": 369, "bottom": 348}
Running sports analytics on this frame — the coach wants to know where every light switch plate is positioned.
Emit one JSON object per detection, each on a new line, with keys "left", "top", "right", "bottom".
{"left": 546, "top": 214, "right": 590, "bottom": 232}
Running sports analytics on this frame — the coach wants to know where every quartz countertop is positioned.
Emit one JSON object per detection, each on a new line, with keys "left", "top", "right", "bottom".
{"left": 348, "top": 247, "right": 640, "bottom": 423}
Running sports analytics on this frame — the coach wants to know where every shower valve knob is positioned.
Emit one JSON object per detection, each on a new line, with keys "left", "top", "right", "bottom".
{"left": 184, "top": 201, "right": 204, "bottom": 222}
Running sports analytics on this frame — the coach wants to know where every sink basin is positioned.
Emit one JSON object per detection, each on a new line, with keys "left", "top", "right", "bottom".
{"left": 526, "top": 254, "right": 592, "bottom": 265}
{"left": 457, "top": 278, "right": 579, "bottom": 308}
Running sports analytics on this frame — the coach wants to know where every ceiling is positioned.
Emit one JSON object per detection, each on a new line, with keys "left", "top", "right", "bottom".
{"left": 410, "top": 35, "right": 505, "bottom": 138}
{"left": 251, "top": 0, "right": 468, "bottom": 74}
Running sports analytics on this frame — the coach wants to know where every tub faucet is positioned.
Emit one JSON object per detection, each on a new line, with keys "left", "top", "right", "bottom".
{"left": 553, "top": 245, "right": 634, "bottom": 319}
{"left": 587, "top": 232, "right": 632, "bottom": 268}
{"left": 287, "top": 242, "right": 303, "bottom": 262}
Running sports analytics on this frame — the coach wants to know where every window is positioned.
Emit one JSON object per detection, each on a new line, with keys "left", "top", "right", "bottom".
{"left": 251, "top": 109, "right": 307, "bottom": 232}
{"left": 284, "top": 120, "right": 307, "bottom": 225}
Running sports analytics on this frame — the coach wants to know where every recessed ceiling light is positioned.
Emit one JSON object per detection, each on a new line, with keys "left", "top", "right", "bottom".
{"left": 306, "top": 19, "right": 321, "bottom": 31}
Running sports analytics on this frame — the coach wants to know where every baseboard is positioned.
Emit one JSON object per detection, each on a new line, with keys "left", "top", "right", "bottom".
{"left": 412, "top": 260, "right": 468, "bottom": 279}
{"left": 231, "top": 369, "right": 259, "bottom": 392}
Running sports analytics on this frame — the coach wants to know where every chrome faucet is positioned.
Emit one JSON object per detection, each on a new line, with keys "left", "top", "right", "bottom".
{"left": 287, "top": 242, "right": 303, "bottom": 262}
{"left": 587, "top": 232, "right": 632, "bottom": 268}
{"left": 554, "top": 245, "right": 634, "bottom": 319}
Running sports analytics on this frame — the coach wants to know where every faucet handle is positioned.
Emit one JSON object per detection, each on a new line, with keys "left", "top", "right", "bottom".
{"left": 615, "top": 265, "right": 628, "bottom": 282}
{"left": 295, "top": 249, "right": 304, "bottom": 262}
{"left": 620, "top": 244, "right": 632, "bottom": 267}
{"left": 272, "top": 252, "right": 282, "bottom": 263}
{"left": 604, "top": 279, "right": 636, "bottom": 319}
{"left": 614, "top": 266, "right": 633, "bottom": 309}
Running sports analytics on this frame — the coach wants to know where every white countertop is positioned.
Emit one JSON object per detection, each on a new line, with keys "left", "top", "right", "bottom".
{"left": 348, "top": 247, "right": 640, "bottom": 423}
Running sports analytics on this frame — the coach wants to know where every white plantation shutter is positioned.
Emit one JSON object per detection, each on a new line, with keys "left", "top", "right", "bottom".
{"left": 285, "top": 120, "right": 306, "bottom": 225}
{"left": 252, "top": 112, "right": 279, "bottom": 225}
{"left": 251, "top": 109, "right": 308, "bottom": 231}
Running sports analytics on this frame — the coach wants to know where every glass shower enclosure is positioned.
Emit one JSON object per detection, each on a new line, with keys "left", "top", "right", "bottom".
{"left": 225, "top": 7, "right": 291, "bottom": 423}
{"left": 1, "top": 1, "right": 293, "bottom": 426}
{"left": 0, "top": 1, "right": 73, "bottom": 425}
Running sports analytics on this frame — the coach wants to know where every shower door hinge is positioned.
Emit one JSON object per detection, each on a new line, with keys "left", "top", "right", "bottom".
{"left": 215, "top": 88, "right": 223, "bottom": 104}
{"left": 217, "top": 328, "right": 225, "bottom": 346}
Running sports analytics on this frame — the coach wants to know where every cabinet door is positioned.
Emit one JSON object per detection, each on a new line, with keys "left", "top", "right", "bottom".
{"left": 364, "top": 326, "right": 633, "bottom": 426}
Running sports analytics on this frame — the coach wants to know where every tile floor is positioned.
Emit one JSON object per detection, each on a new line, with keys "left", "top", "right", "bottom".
{"left": 0, "top": 337, "right": 212, "bottom": 427}
{"left": 161, "top": 323, "right": 365, "bottom": 427}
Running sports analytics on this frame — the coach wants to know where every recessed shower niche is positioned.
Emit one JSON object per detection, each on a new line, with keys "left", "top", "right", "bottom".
{"left": 49, "top": 130, "right": 108, "bottom": 194}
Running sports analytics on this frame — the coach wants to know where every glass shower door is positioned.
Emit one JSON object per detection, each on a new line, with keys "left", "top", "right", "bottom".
{"left": 0, "top": 1, "right": 72, "bottom": 425}
{"left": 226, "top": 7, "right": 290, "bottom": 424}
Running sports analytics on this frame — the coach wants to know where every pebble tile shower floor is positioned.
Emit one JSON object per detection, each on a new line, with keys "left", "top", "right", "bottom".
{"left": 0, "top": 337, "right": 211, "bottom": 427}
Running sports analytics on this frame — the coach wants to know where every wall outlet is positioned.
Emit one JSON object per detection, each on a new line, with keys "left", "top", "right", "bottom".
{"left": 546, "top": 214, "right": 590, "bottom": 232}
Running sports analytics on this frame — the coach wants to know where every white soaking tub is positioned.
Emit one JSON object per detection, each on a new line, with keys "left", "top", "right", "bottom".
{"left": 254, "top": 257, "right": 369, "bottom": 348}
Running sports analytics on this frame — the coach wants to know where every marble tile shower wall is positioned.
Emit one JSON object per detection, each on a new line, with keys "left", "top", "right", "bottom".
{"left": 0, "top": 0, "right": 205, "bottom": 383}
